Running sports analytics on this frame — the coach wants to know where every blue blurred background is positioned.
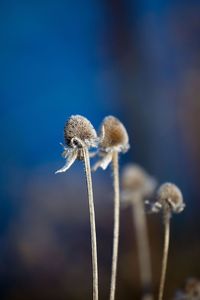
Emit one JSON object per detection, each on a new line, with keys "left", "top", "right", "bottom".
{"left": 0, "top": 0, "right": 200, "bottom": 299}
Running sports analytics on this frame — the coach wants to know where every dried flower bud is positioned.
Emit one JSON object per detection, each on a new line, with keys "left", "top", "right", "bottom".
{"left": 122, "top": 164, "right": 157, "bottom": 197}
{"left": 64, "top": 115, "right": 98, "bottom": 148}
{"left": 99, "top": 116, "right": 129, "bottom": 152}
{"left": 157, "top": 183, "right": 185, "bottom": 213}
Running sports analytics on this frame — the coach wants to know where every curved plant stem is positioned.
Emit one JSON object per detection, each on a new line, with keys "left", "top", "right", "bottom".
{"left": 132, "top": 195, "right": 153, "bottom": 300}
{"left": 83, "top": 147, "right": 99, "bottom": 300}
{"left": 158, "top": 211, "right": 171, "bottom": 300}
{"left": 110, "top": 151, "right": 120, "bottom": 300}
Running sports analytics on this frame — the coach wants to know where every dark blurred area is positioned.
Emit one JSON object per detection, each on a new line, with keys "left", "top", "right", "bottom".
{"left": 0, "top": 0, "right": 200, "bottom": 299}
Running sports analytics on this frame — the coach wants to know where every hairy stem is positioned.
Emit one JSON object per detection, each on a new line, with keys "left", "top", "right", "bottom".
{"left": 110, "top": 151, "right": 120, "bottom": 300}
{"left": 158, "top": 211, "right": 171, "bottom": 300}
{"left": 83, "top": 147, "right": 99, "bottom": 300}
{"left": 132, "top": 195, "right": 153, "bottom": 300}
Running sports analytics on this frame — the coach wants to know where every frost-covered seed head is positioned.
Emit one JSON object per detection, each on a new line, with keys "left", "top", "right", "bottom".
{"left": 122, "top": 164, "right": 156, "bottom": 197}
{"left": 64, "top": 115, "right": 98, "bottom": 148}
{"left": 157, "top": 183, "right": 185, "bottom": 213}
{"left": 99, "top": 116, "right": 129, "bottom": 152}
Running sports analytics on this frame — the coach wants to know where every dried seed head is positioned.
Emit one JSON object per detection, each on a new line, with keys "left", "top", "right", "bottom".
{"left": 64, "top": 115, "right": 98, "bottom": 148}
{"left": 99, "top": 116, "right": 129, "bottom": 152}
{"left": 157, "top": 183, "right": 185, "bottom": 213}
{"left": 122, "top": 164, "right": 157, "bottom": 198}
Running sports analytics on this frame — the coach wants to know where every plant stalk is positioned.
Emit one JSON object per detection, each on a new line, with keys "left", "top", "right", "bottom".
{"left": 132, "top": 194, "right": 153, "bottom": 300}
{"left": 83, "top": 147, "right": 99, "bottom": 300}
{"left": 110, "top": 151, "right": 120, "bottom": 300}
{"left": 158, "top": 211, "right": 171, "bottom": 300}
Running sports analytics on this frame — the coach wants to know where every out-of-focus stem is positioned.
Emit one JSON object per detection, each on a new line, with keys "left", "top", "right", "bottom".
{"left": 132, "top": 194, "right": 153, "bottom": 300}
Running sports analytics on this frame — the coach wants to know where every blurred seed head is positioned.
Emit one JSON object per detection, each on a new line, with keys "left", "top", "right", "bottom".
{"left": 173, "top": 278, "right": 200, "bottom": 300}
{"left": 122, "top": 164, "right": 157, "bottom": 197}
{"left": 185, "top": 278, "right": 200, "bottom": 298}
{"left": 99, "top": 116, "right": 129, "bottom": 153}
{"left": 64, "top": 115, "right": 98, "bottom": 148}
{"left": 157, "top": 183, "right": 185, "bottom": 213}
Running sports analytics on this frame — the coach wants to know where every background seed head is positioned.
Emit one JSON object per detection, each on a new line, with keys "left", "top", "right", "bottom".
{"left": 157, "top": 183, "right": 185, "bottom": 213}
{"left": 184, "top": 278, "right": 200, "bottom": 299}
{"left": 99, "top": 116, "right": 129, "bottom": 152}
{"left": 64, "top": 115, "right": 97, "bottom": 148}
{"left": 121, "top": 164, "right": 156, "bottom": 198}
{"left": 173, "top": 278, "right": 200, "bottom": 300}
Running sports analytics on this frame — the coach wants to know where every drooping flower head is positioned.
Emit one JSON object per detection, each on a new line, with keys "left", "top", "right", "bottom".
{"left": 149, "top": 183, "right": 185, "bottom": 214}
{"left": 93, "top": 116, "right": 129, "bottom": 171}
{"left": 121, "top": 164, "right": 157, "bottom": 206}
{"left": 56, "top": 115, "right": 98, "bottom": 173}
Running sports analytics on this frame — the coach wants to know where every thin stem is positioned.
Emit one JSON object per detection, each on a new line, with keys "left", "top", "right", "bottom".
{"left": 158, "top": 211, "right": 171, "bottom": 300}
{"left": 83, "top": 147, "right": 99, "bottom": 300}
{"left": 110, "top": 151, "right": 120, "bottom": 300}
{"left": 132, "top": 195, "right": 153, "bottom": 300}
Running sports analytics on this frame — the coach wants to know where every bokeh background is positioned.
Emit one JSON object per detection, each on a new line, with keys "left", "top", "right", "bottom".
{"left": 0, "top": 0, "right": 200, "bottom": 299}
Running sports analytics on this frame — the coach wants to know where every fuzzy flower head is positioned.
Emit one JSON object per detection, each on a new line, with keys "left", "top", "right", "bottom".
{"left": 55, "top": 115, "right": 98, "bottom": 174}
{"left": 148, "top": 183, "right": 185, "bottom": 214}
{"left": 121, "top": 164, "right": 157, "bottom": 206}
{"left": 64, "top": 115, "right": 98, "bottom": 148}
{"left": 93, "top": 116, "right": 129, "bottom": 171}
{"left": 173, "top": 278, "right": 200, "bottom": 300}
{"left": 99, "top": 116, "right": 129, "bottom": 152}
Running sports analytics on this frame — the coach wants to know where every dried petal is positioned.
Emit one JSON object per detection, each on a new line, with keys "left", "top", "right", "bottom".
{"left": 92, "top": 152, "right": 113, "bottom": 171}
{"left": 55, "top": 150, "right": 77, "bottom": 173}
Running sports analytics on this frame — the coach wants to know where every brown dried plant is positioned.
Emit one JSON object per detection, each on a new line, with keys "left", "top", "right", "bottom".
{"left": 149, "top": 183, "right": 185, "bottom": 300}
{"left": 93, "top": 116, "right": 129, "bottom": 300}
{"left": 121, "top": 164, "right": 157, "bottom": 300}
{"left": 55, "top": 115, "right": 99, "bottom": 300}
